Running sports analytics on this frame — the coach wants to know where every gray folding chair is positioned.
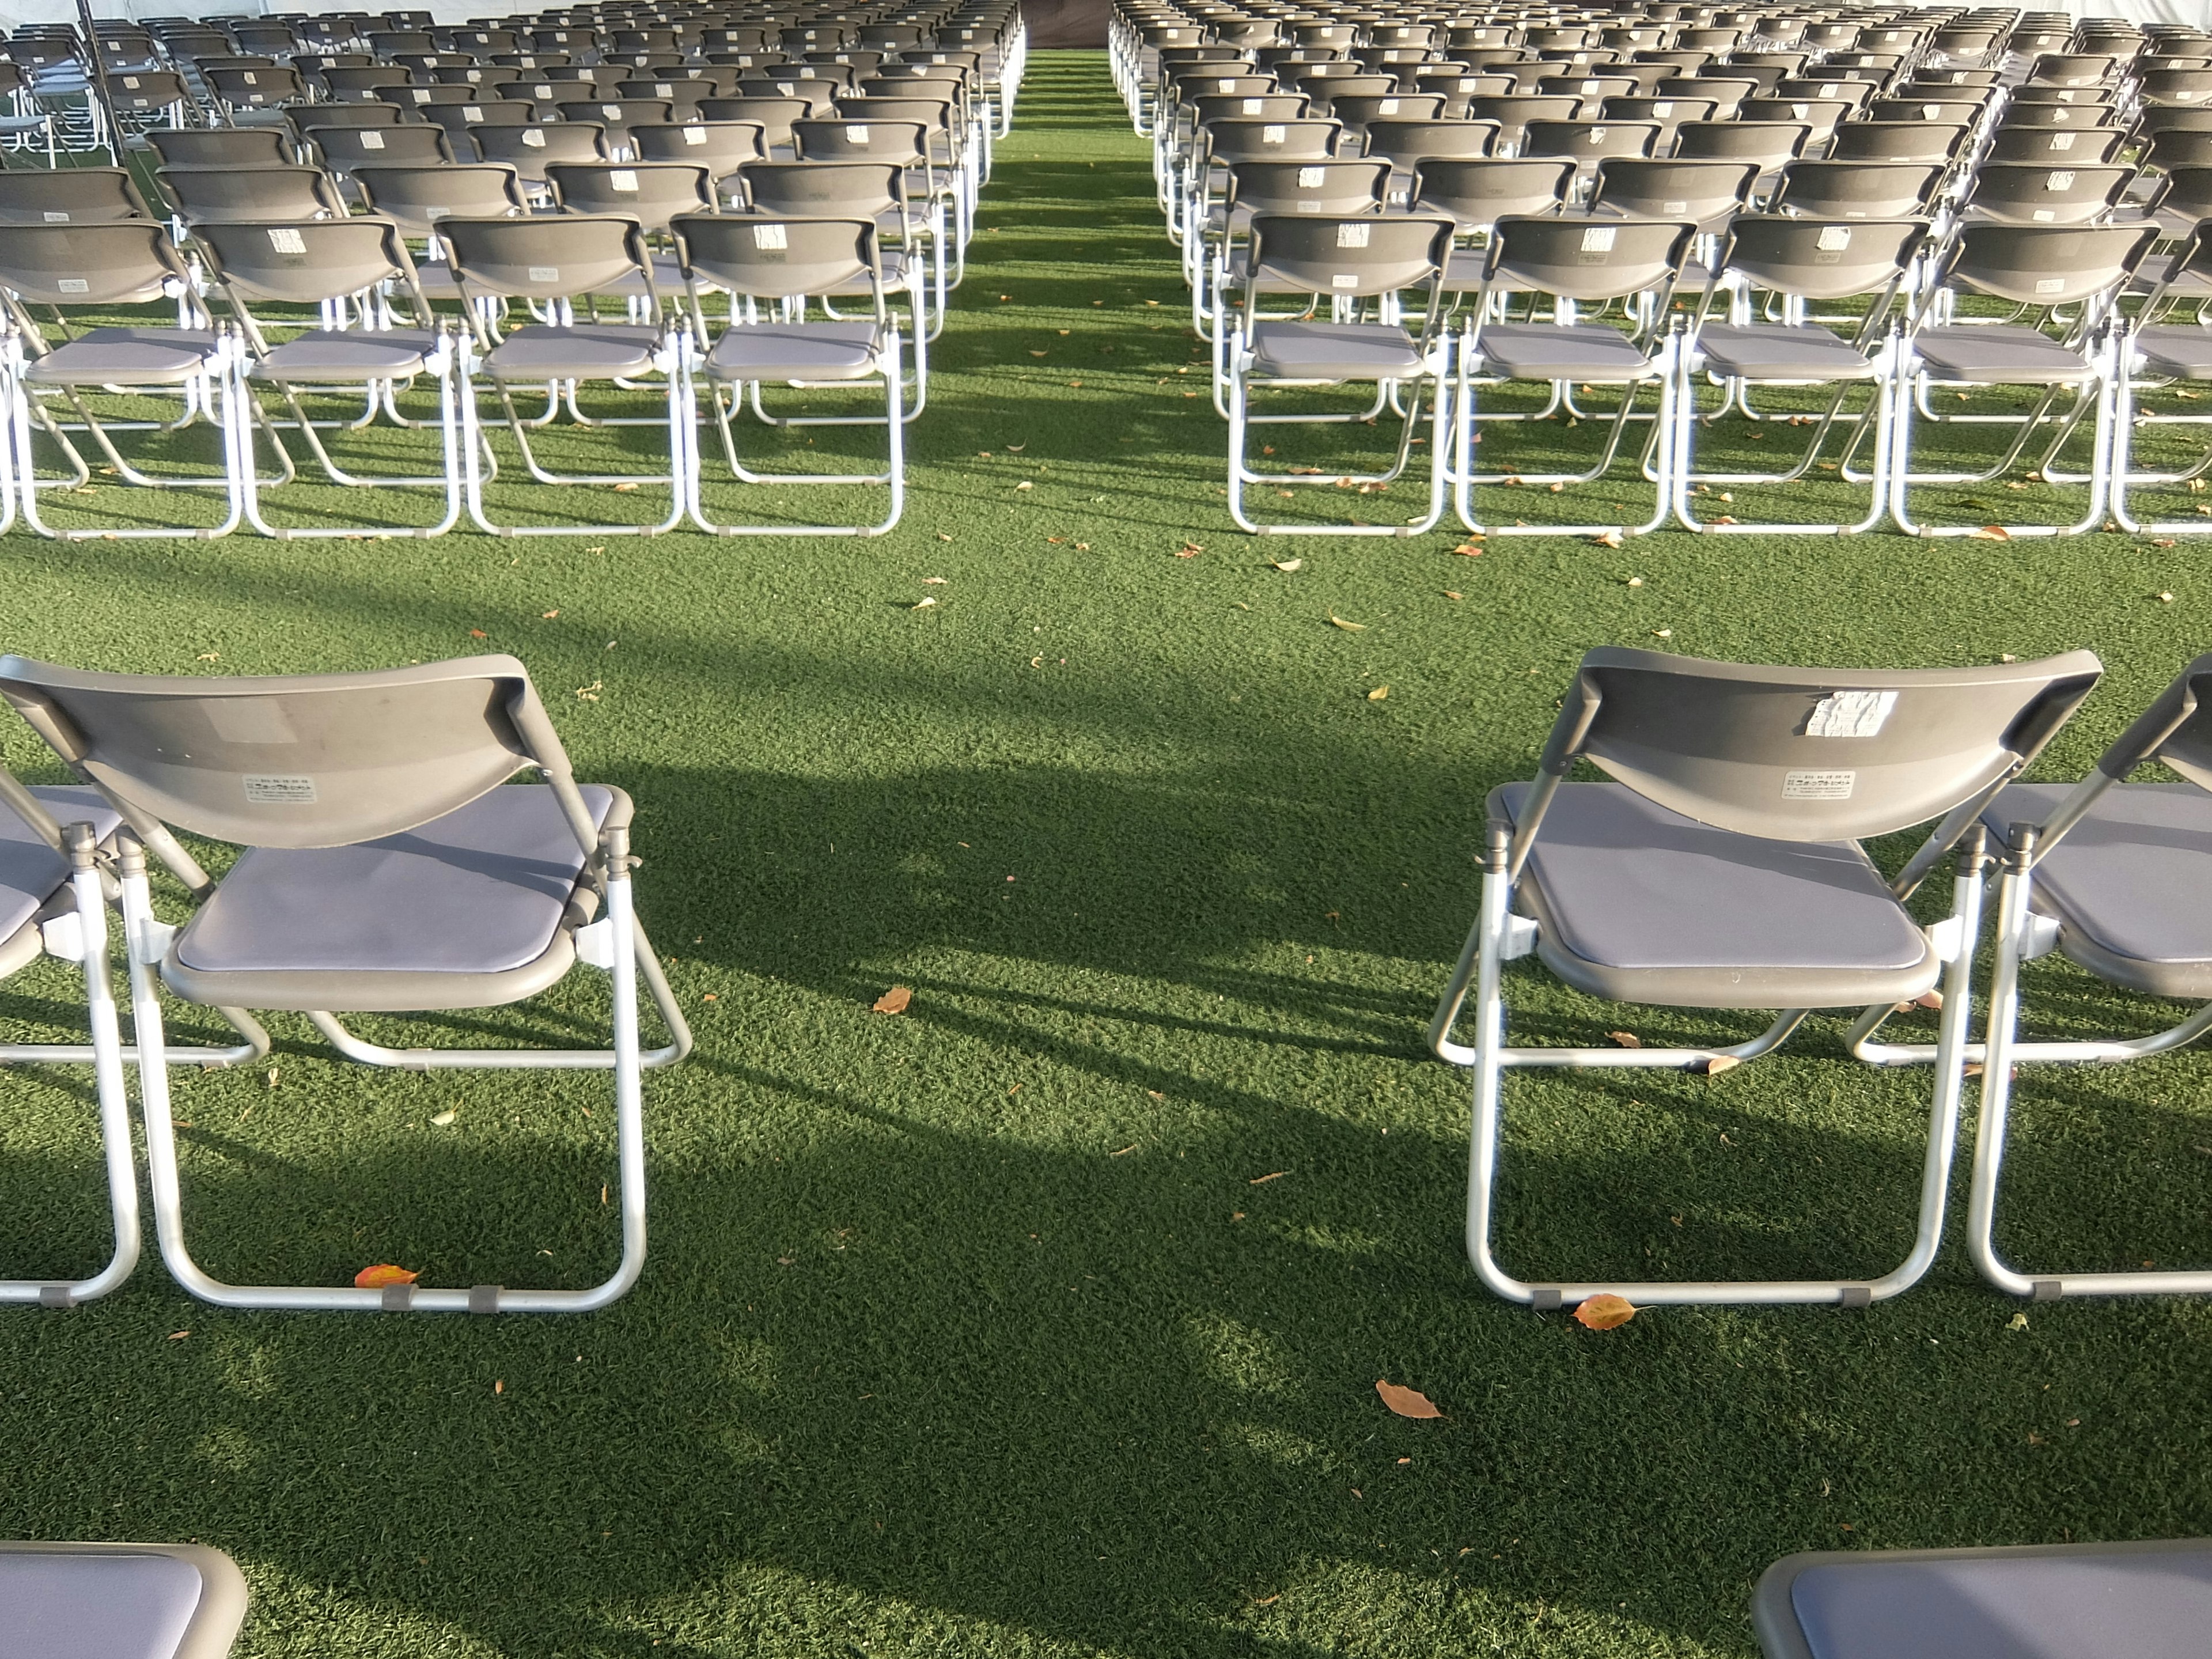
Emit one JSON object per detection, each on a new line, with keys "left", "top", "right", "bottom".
{"left": 154, "top": 164, "right": 347, "bottom": 226}
{"left": 2115, "top": 222, "right": 2212, "bottom": 536}
{"left": 440, "top": 214, "right": 687, "bottom": 536}
{"left": 1428, "top": 646, "right": 2101, "bottom": 1310}
{"left": 0, "top": 221, "right": 244, "bottom": 539}
{"left": 0, "top": 1542, "right": 248, "bottom": 1654}
{"left": 0, "top": 166, "right": 153, "bottom": 225}
{"left": 194, "top": 217, "right": 459, "bottom": 539}
{"left": 1755, "top": 1540, "right": 2212, "bottom": 1659}
{"left": 1452, "top": 215, "right": 1697, "bottom": 537}
{"left": 544, "top": 160, "right": 716, "bottom": 231}
{"left": 0, "top": 653, "right": 693, "bottom": 1313}
{"left": 1224, "top": 211, "right": 1456, "bottom": 535}
{"left": 469, "top": 120, "right": 607, "bottom": 191}
{"left": 143, "top": 127, "right": 293, "bottom": 169}
{"left": 1960, "top": 654, "right": 2212, "bottom": 1298}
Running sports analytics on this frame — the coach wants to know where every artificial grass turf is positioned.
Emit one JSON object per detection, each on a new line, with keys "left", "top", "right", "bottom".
{"left": 5, "top": 48, "right": 2212, "bottom": 1657}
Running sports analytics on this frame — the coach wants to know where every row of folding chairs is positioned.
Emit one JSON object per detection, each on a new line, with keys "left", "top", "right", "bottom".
{"left": 1425, "top": 639, "right": 2212, "bottom": 1310}
{"left": 0, "top": 648, "right": 689, "bottom": 1313}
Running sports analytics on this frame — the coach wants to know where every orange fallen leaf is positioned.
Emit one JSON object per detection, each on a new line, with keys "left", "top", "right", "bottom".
{"left": 469, "top": 628, "right": 488, "bottom": 639}
{"left": 541, "top": 609, "right": 559, "bottom": 619}
{"left": 1574, "top": 1293, "right": 1638, "bottom": 1330}
{"left": 1705, "top": 1054, "right": 1743, "bottom": 1077}
{"left": 1608, "top": 1031, "right": 1642, "bottom": 1049}
{"left": 1376, "top": 1378, "right": 1444, "bottom": 1419}
{"left": 1914, "top": 990, "right": 1944, "bottom": 1010}
{"left": 873, "top": 986, "right": 913, "bottom": 1015}
{"left": 166, "top": 1330, "right": 190, "bottom": 1340}
{"left": 494, "top": 1379, "right": 504, "bottom": 1395}
{"left": 1968, "top": 525, "right": 2011, "bottom": 541}
{"left": 1249, "top": 1171, "right": 1287, "bottom": 1185}
{"left": 1176, "top": 542, "right": 1203, "bottom": 558}
{"left": 355, "top": 1263, "right": 418, "bottom": 1290}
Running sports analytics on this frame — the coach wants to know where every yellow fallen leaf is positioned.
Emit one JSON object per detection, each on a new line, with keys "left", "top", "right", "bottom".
{"left": 1608, "top": 1031, "right": 1642, "bottom": 1049}
{"left": 1367, "top": 685, "right": 1389, "bottom": 702}
{"left": 430, "top": 1108, "right": 458, "bottom": 1127}
{"left": 1329, "top": 615, "right": 1367, "bottom": 631}
{"left": 1574, "top": 1293, "right": 1638, "bottom": 1330}
{"left": 1271, "top": 557, "right": 1302, "bottom": 571}
{"left": 354, "top": 1263, "right": 418, "bottom": 1290}
{"left": 2009, "top": 1312, "right": 2029, "bottom": 1330}
{"left": 1704, "top": 1054, "right": 1742, "bottom": 1077}
{"left": 1968, "top": 525, "right": 2011, "bottom": 540}
{"left": 873, "top": 986, "right": 913, "bottom": 1014}
{"left": 1376, "top": 1378, "right": 1444, "bottom": 1419}
{"left": 1593, "top": 529, "right": 1625, "bottom": 548}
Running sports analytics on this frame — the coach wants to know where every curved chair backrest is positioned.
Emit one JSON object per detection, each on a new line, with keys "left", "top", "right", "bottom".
{"left": 629, "top": 120, "right": 764, "bottom": 172}
{"left": 309, "top": 123, "right": 454, "bottom": 171}
{"left": 545, "top": 161, "right": 715, "bottom": 229}
{"left": 1483, "top": 215, "right": 1696, "bottom": 302}
{"left": 791, "top": 116, "right": 930, "bottom": 164}
{"left": 672, "top": 211, "right": 880, "bottom": 300}
{"left": 1770, "top": 160, "right": 1945, "bottom": 219}
{"left": 440, "top": 213, "right": 654, "bottom": 306}
{"left": 1199, "top": 116, "right": 1342, "bottom": 163}
{"left": 144, "top": 127, "right": 293, "bottom": 169}
{"left": 156, "top": 165, "right": 347, "bottom": 226}
{"left": 1588, "top": 157, "right": 1758, "bottom": 221}
{"left": 698, "top": 95, "right": 809, "bottom": 146}
{"left": 0, "top": 221, "right": 190, "bottom": 307}
{"left": 1362, "top": 118, "right": 1498, "bottom": 165}
{"left": 0, "top": 169, "right": 153, "bottom": 226}
{"left": 471, "top": 121, "right": 607, "bottom": 176}
{"left": 1408, "top": 156, "right": 1575, "bottom": 225}
{"left": 1245, "top": 211, "right": 1455, "bottom": 298}
{"left": 356, "top": 164, "right": 528, "bottom": 234}
{"left": 1529, "top": 647, "right": 2104, "bottom": 842}
{"left": 1828, "top": 121, "right": 1971, "bottom": 164}
{"left": 1226, "top": 157, "right": 1391, "bottom": 215}
{"left": 736, "top": 158, "right": 904, "bottom": 216}
{"left": 1963, "top": 163, "right": 2135, "bottom": 227}
{"left": 195, "top": 217, "right": 425, "bottom": 313}
{"left": 1672, "top": 118, "right": 1811, "bottom": 163}
{"left": 2096, "top": 652, "right": 2212, "bottom": 788}
{"left": 1717, "top": 215, "right": 1929, "bottom": 302}
{"left": 0, "top": 654, "right": 592, "bottom": 853}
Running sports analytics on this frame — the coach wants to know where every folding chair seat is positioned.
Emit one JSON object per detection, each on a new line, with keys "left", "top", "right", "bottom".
{"left": 1753, "top": 1539, "right": 2212, "bottom": 1658}
{"left": 439, "top": 214, "right": 685, "bottom": 536}
{"left": 1892, "top": 223, "right": 2158, "bottom": 537}
{"left": 195, "top": 216, "right": 459, "bottom": 537}
{"left": 0, "top": 653, "right": 691, "bottom": 1312}
{"left": 1961, "top": 162, "right": 2133, "bottom": 226}
{"left": 0, "top": 166, "right": 151, "bottom": 224}
{"left": 1429, "top": 645, "right": 2100, "bottom": 1310}
{"left": 670, "top": 213, "right": 905, "bottom": 535}
{"left": 1769, "top": 160, "right": 1945, "bottom": 218}
{"left": 1955, "top": 655, "right": 2212, "bottom": 1296}
{"left": 1453, "top": 217, "right": 1698, "bottom": 537}
{"left": 308, "top": 126, "right": 455, "bottom": 180}
{"left": 1225, "top": 211, "right": 1455, "bottom": 535}
{"left": 0, "top": 220, "right": 248, "bottom": 539}
{"left": 0, "top": 1543, "right": 249, "bottom": 1650}
{"left": 1587, "top": 156, "right": 1756, "bottom": 230}
{"left": 1828, "top": 121, "right": 1972, "bottom": 165}
{"left": 1676, "top": 215, "right": 1927, "bottom": 533}
{"left": 1982, "top": 125, "right": 2127, "bottom": 166}
{"left": 155, "top": 165, "right": 347, "bottom": 226}
{"left": 1672, "top": 118, "right": 1811, "bottom": 173}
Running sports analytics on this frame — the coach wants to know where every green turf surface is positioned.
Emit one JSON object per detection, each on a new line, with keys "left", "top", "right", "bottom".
{"left": 3, "top": 50, "right": 2212, "bottom": 1657}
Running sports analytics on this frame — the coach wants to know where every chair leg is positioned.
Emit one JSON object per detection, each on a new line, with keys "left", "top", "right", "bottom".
{"left": 0, "top": 834, "right": 139, "bottom": 1307}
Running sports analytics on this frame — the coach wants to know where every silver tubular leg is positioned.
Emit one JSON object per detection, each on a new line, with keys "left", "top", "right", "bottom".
{"left": 1457, "top": 828, "right": 1990, "bottom": 1309}
{"left": 128, "top": 830, "right": 661, "bottom": 1313}
{"left": 1967, "top": 828, "right": 2212, "bottom": 1298}
{"left": 0, "top": 832, "right": 139, "bottom": 1306}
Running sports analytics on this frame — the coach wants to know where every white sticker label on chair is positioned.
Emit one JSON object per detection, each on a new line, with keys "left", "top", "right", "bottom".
{"left": 56, "top": 277, "right": 86, "bottom": 291}
{"left": 528, "top": 264, "right": 560, "bottom": 281}
{"left": 2048, "top": 131, "right": 2076, "bottom": 151}
{"left": 242, "top": 71, "right": 257, "bottom": 84}
{"left": 1332, "top": 272, "right": 1359, "bottom": 288}
{"left": 267, "top": 227, "right": 308, "bottom": 253}
{"left": 1654, "top": 101, "right": 1674, "bottom": 116}
{"left": 1298, "top": 165, "right": 1327, "bottom": 187}
{"left": 1380, "top": 97, "right": 1400, "bottom": 113}
{"left": 611, "top": 169, "right": 639, "bottom": 190}
{"left": 243, "top": 774, "right": 317, "bottom": 804}
{"left": 1790, "top": 101, "right": 1811, "bottom": 118}
{"left": 122, "top": 76, "right": 139, "bottom": 89}
{"left": 2032, "top": 209, "right": 2056, "bottom": 222}
{"left": 411, "top": 89, "right": 431, "bottom": 102}
{"left": 463, "top": 105, "right": 484, "bottom": 120}
{"left": 1263, "top": 124, "right": 1286, "bottom": 143}
{"left": 427, "top": 206, "right": 450, "bottom": 221}
{"left": 656, "top": 82, "right": 675, "bottom": 96}
{"left": 681, "top": 125, "right": 705, "bottom": 144}
{"left": 1578, "top": 79, "right": 1599, "bottom": 94}
{"left": 43, "top": 211, "right": 69, "bottom": 224}
{"left": 2036, "top": 276, "right": 2066, "bottom": 293}
{"left": 755, "top": 222, "right": 788, "bottom": 249}
{"left": 847, "top": 124, "right": 872, "bottom": 142}
{"left": 1805, "top": 688, "right": 1895, "bottom": 737}
{"left": 1336, "top": 221, "right": 1371, "bottom": 247}
{"left": 2046, "top": 170, "right": 2075, "bottom": 191}
{"left": 522, "top": 127, "right": 547, "bottom": 147}
{"left": 1923, "top": 103, "right": 1943, "bottom": 119}
{"left": 1781, "top": 769, "right": 1855, "bottom": 800}
{"left": 1817, "top": 225, "right": 1853, "bottom": 251}
{"left": 535, "top": 85, "right": 554, "bottom": 98}
{"left": 1581, "top": 225, "right": 1616, "bottom": 252}
{"left": 360, "top": 130, "right": 387, "bottom": 149}
{"left": 602, "top": 105, "right": 622, "bottom": 119}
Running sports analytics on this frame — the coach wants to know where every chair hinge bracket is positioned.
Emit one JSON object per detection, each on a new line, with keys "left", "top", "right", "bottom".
{"left": 40, "top": 912, "right": 87, "bottom": 964}
{"left": 1500, "top": 914, "right": 1539, "bottom": 961}
{"left": 575, "top": 917, "right": 619, "bottom": 971}
{"left": 2021, "top": 914, "right": 2062, "bottom": 961}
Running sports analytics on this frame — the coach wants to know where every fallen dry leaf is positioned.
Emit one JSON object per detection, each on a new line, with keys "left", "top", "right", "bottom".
{"left": 873, "top": 986, "right": 914, "bottom": 1015}
{"left": 1968, "top": 525, "right": 2011, "bottom": 540}
{"left": 1271, "top": 557, "right": 1302, "bottom": 571}
{"left": 2009, "top": 1312, "right": 2029, "bottom": 1330}
{"left": 167, "top": 1330, "right": 190, "bottom": 1340}
{"left": 1573, "top": 1293, "right": 1638, "bottom": 1330}
{"left": 354, "top": 1264, "right": 418, "bottom": 1290}
{"left": 1329, "top": 615, "right": 1367, "bottom": 631}
{"left": 1248, "top": 1171, "right": 1287, "bottom": 1185}
{"left": 430, "top": 1108, "right": 458, "bottom": 1127}
{"left": 494, "top": 1379, "right": 504, "bottom": 1395}
{"left": 1705, "top": 1054, "right": 1742, "bottom": 1077}
{"left": 1608, "top": 1031, "right": 1642, "bottom": 1050}
{"left": 912, "top": 597, "right": 938, "bottom": 609}
{"left": 1592, "top": 529, "right": 1625, "bottom": 548}
{"left": 1914, "top": 990, "right": 1944, "bottom": 1010}
{"left": 1110, "top": 1143, "right": 1138, "bottom": 1156}
{"left": 1367, "top": 685, "right": 1389, "bottom": 702}
{"left": 1444, "top": 590, "right": 1462, "bottom": 600}
{"left": 1452, "top": 541, "right": 1483, "bottom": 556}
{"left": 1176, "top": 542, "right": 1203, "bottom": 558}
{"left": 611, "top": 482, "right": 638, "bottom": 492}
{"left": 921, "top": 576, "right": 948, "bottom": 585}
{"left": 469, "top": 628, "right": 488, "bottom": 639}
{"left": 1376, "top": 1378, "right": 1444, "bottom": 1419}
{"left": 541, "top": 609, "right": 559, "bottom": 619}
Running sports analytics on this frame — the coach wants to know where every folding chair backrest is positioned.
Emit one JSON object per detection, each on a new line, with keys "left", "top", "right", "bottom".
{"left": 195, "top": 215, "right": 421, "bottom": 309}
{"left": 1589, "top": 157, "right": 1758, "bottom": 222}
{"left": 1535, "top": 647, "right": 2104, "bottom": 842}
{"left": 1770, "top": 160, "right": 1945, "bottom": 219}
{"left": 1410, "top": 157, "right": 1575, "bottom": 225}
{"left": 672, "top": 211, "right": 879, "bottom": 298}
{"left": 1225, "top": 158, "right": 1390, "bottom": 215}
{"left": 736, "top": 158, "right": 903, "bottom": 217}
{"left": 310, "top": 123, "right": 454, "bottom": 170}
{"left": 1965, "top": 163, "right": 2134, "bottom": 226}
{"left": 1245, "top": 211, "right": 1454, "bottom": 298}
{"left": 1984, "top": 125, "right": 2126, "bottom": 165}
{"left": 1484, "top": 215, "right": 1696, "bottom": 301}
{"left": 1464, "top": 93, "right": 1582, "bottom": 149}
{"left": 357, "top": 163, "right": 527, "bottom": 234}
{"left": 1199, "top": 116, "right": 1341, "bottom": 164}
{"left": 145, "top": 126, "right": 294, "bottom": 169}
{"left": 0, "top": 654, "right": 586, "bottom": 851}
{"left": 2096, "top": 652, "right": 2212, "bottom": 788}
{"left": 1522, "top": 119, "right": 1662, "bottom": 163}
{"left": 545, "top": 160, "right": 714, "bottom": 228}
{"left": 287, "top": 101, "right": 406, "bottom": 137}
{"left": 699, "top": 95, "right": 809, "bottom": 147}
{"left": 472, "top": 121, "right": 607, "bottom": 176}
{"left": 1719, "top": 215, "right": 1928, "bottom": 301}
{"left": 0, "top": 169, "right": 153, "bottom": 226}
{"left": 0, "top": 222, "right": 190, "bottom": 306}
{"left": 440, "top": 213, "right": 654, "bottom": 305}
{"left": 156, "top": 165, "right": 347, "bottom": 226}
{"left": 630, "top": 120, "right": 765, "bottom": 172}
{"left": 1362, "top": 119, "right": 1499, "bottom": 166}
{"left": 1672, "top": 119, "right": 1809, "bottom": 164}
{"left": 1937, "top": 222, "right": 2160, "bottom": 306}
{"left": 1828, "top": 122, "right": 1971, "bottom": 164}
{"left": 791, "top": 116, "right": 930, "bottom": 164}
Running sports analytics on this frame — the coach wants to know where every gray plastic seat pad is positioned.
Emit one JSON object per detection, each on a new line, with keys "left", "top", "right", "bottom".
{"left": 252, "top": 328, "right": 437, "bottom": 382}
{"left": 1470, "top": 323, "right": 1659, "bottom": 381}
{"left": 23, "top": 328, "right": 221, "bottom": 387}
{"left": 1911, "top": 325, "right": 2093, "bottom": 383}
{"left": 174, "top": 785, "right": 613, "bottom": 977}
{"left": 2131, "top": 324, "right": 2212, "bottom": 380}
{"left": 1507, "top": 782, "right": 1929, "bottom": 973}
{"left": 1247, "top": 320, "right": 1428, "bottom": 381}
{"left": 0, "top": 785, "right": 120, "bottom": 952}
{"left": 704, "top": 320, "right": 884, "bottom": 380}
{"left": 0, "top": 1550, "right": 206, "bottom": 1659}
{"left": 481, "top": 324, "right": 660, "bottom": 381}
{"left": 1787, "top": 1547, "right": 2212, "bottom": 1659}
{"left": 1694, "top": 323, "right": 1880, "bottom": 380}
{"left": 1984, "top": 782, "right": 2212, "bottom": 970}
